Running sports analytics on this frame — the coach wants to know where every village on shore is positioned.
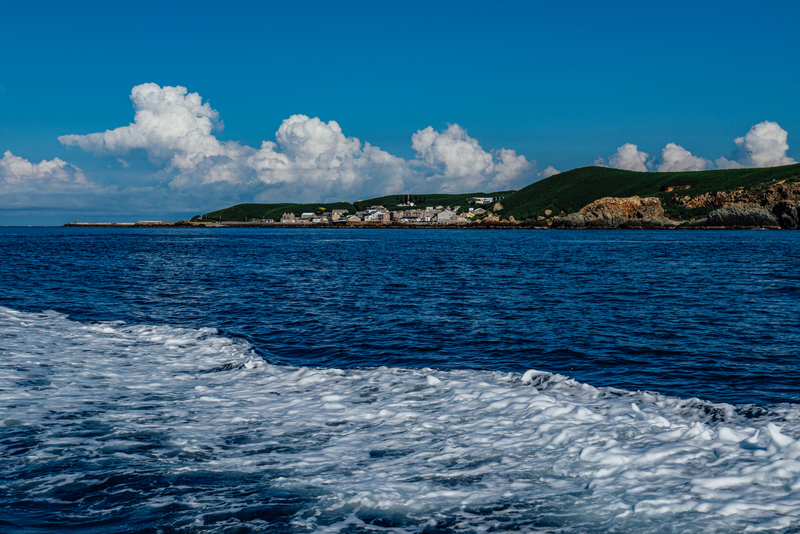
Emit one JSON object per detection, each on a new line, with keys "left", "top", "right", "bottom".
{"left": 63, "top": 196, "right": 518, "bottom": 228}
{"left": 193, "top": 196, "right": 510, "bottom": 227}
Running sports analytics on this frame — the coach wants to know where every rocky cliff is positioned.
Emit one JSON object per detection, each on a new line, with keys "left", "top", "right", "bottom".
{"left": 681, "top": 183, "right": 800, "bottom": 229}
{"left": 547, "top": 183, "right": 800, "bottom": 229}
{"left": 702, "top": 204, "right": 781, "bottom": 228}
{"left": 551, "top": 196, "right": 677, "bottom": 229}
{"left": 675, "top": 183, "right": 800, "bottom": 209}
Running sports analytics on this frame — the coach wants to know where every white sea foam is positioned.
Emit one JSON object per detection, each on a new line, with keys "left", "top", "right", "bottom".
{"left": 2, "top": 306, "right": 800, "bottom": 532}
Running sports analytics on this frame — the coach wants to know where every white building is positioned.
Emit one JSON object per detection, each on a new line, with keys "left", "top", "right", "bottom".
{"left": 435, "top": 210, "right": 457, "bottom": 222}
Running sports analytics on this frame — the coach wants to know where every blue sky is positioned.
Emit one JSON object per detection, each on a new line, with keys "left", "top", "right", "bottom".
{"left": 1, "top": 0, "right": 799, "bottom": 224}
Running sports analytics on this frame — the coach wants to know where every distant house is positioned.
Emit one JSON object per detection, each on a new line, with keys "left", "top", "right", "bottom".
{"left": 281, "top": 213, "right": 296, "bottom": 223}
{"left": 346, "top": 215, "right": 362, "bottom": 223}
{"left": 365, "top": 211, "right": 390, "bottom": 223}
{"left": 468, "top": 197, "right": 494, "bottom": 205}
{"left": 301, "top": 212, "right": 315, "bottom": 219}
{"left": 330, "top": 209, "right": 348, "bottom": 222}
{"left": 435, "top": 210, "right": 456, "bottom": 222}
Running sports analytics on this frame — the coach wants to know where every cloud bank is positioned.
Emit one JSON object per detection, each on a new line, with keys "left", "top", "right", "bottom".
{"left": 2, "top": 83, "right": 797, "bottom": 223}
{"left": 1, "top": 151, "right": 88, "bottom": 191}
{"left": 599, "top": 121, "right": 795, "bottom": 173}
{"left": 54, "top": 84, "right": 536, "bottom": 207}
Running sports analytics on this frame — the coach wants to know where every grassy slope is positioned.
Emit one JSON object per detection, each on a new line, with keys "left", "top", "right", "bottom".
{"left": 192, "top": 165, "right": 800, "bottom": 223}
{"left": 195, "top": 202, "right": 357, "bottom": 222}
{"left": 353, "top": 191, "right": 515, "bottom": 212}
{"left": 500, "top": 164, "right": 800, "bottom": 221}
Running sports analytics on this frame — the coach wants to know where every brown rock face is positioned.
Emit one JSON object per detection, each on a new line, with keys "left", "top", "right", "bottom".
{"left": 663, "top": 184, "right": 691, "bottom": 192}
{"left": 552, "top": 196, "right": 677, "bottom": 228}
{"left": 677, "top": 184, "right": 800, "bottom": 209}
{"left": 677, "top": 184, "right": 800, "bottom": 228}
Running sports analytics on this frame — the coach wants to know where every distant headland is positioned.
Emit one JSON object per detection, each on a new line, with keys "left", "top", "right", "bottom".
{"left": 64, "top": 164, "right": 800, "bottom": 230}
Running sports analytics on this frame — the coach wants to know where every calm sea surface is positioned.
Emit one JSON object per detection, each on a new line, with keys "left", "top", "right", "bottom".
{"left": 2, "top": 228, "right": 800, "bottom": 533}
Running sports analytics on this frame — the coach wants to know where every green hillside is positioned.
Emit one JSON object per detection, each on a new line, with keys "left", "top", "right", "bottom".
{"left": 193, "top": 202, "right": 357, "bottom": 222}
{"left": 191, "top": 164, "right": 800, "bottom": 223}
{"left": 354, "top": 191, "right": 515, "bottom": 212}
{"left": 500, "top": 164, "right": 800, "bottom": 221}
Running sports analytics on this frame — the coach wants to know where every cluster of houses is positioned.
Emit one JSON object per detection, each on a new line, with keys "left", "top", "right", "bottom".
{"left": 276, "top": 196, "right": 504, "bottom": 225}
{"left": 279, "top": 206, "right": 467, "bottom": 224}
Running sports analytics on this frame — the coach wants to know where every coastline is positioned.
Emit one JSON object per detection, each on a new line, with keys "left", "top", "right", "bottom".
{"left": 60, "top": 221, "right": 788, "bottom": 230}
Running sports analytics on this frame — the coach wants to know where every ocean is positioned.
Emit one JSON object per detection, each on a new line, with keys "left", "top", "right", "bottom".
{"left": 1, "top": 227, "right": 799, "bottom": 533}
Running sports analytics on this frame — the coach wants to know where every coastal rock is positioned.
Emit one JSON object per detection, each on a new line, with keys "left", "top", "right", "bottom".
{"left": 773, "top": 200, "right": 800, "bottom": 229}
{"left": 552, "top": 196, "right": 677, "bottom": 229}
{"left": 677, "top": 183, "right": 800, "bottom": 209}
{"left": 678, "top": 189, "right": 748, "bottom": 209}
{"left": 705, "top": 203, "right": 780, "bottom": 228}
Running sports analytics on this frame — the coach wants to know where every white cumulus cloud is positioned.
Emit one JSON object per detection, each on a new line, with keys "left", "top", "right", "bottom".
{"left": 595, "top": 121, "right": 795, "bottom": 173}
{"left": 729, "top": 121, "right": 795, "bottom": 168}
{"left": 657, "top": 143, "right": 712, "bottom": 172}
{"left": 537, "top": 165, "right": 561, "bottom": 178}
{"left": 411, "top": 124, "right": 533, "bottom": 191}
{"left": 58, "top": 83, "right": 235, "bottom": 171}
{"left": 0, "top": 151, "right": 101, "bottom": 215}
{"left": 245, "top": 114, "right": 408, "bottom": 201}
{"left": 607, "top": 143, "right": 649, "bottom": 172}
{"left": 1, "top": 151, "right": 87, "bottom": 188}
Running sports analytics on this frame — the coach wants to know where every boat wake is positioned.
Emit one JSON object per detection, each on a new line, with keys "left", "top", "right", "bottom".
{"left": 2, "top": 306, "right": 799, "bottom": 533}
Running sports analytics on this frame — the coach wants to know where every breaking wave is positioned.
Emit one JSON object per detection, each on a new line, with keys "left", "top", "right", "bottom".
{"left": 2, "top": 306, "right": 800, "bottom": 533}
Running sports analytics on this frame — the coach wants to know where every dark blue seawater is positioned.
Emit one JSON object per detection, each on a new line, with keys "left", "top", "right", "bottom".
{"left": 1, "top": 227, "right": 798, "bottom": 404}
{"left": 2, "top": 227, "right": 800, "bottom": 533}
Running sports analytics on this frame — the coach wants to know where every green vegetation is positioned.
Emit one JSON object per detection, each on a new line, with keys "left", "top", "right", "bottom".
{"left": 354, "top": 191, "right": 515, "bottom": 213}
{"left": 193, "top": 202, "right": 357, "bottom": 222}
{"left": 192, "top": 164, "right": 800, "bottom": 224}
{"left": 499, "top": 164, "right": 800, "bottom": 221}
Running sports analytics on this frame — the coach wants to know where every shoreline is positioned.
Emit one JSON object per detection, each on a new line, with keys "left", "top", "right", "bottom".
{"left": 60, "top": 222, "right": 789, "bottom": 230}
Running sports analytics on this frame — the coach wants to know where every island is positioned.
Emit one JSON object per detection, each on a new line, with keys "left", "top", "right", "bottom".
{"left": 64, "top": 164, "right": 800, "bottom": 229}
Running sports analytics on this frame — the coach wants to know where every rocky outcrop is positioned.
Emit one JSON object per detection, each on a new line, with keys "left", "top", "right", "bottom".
{"left": 552, "top": 196, "right": 677, "bottom": 229}
{"left": 664, "top": 182, "right": 800, "bottom": 228}
{"left": 676, "top": 183, "right": 800, "bottom": 209}
{"left": 703, "top": 203, "right": 780, "bottom": 228}
{"left": 773, "top": 201, "right": 800, "bottom": 229}
{"left": 524, "top": 181, "right": 800, "bottom": 229}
